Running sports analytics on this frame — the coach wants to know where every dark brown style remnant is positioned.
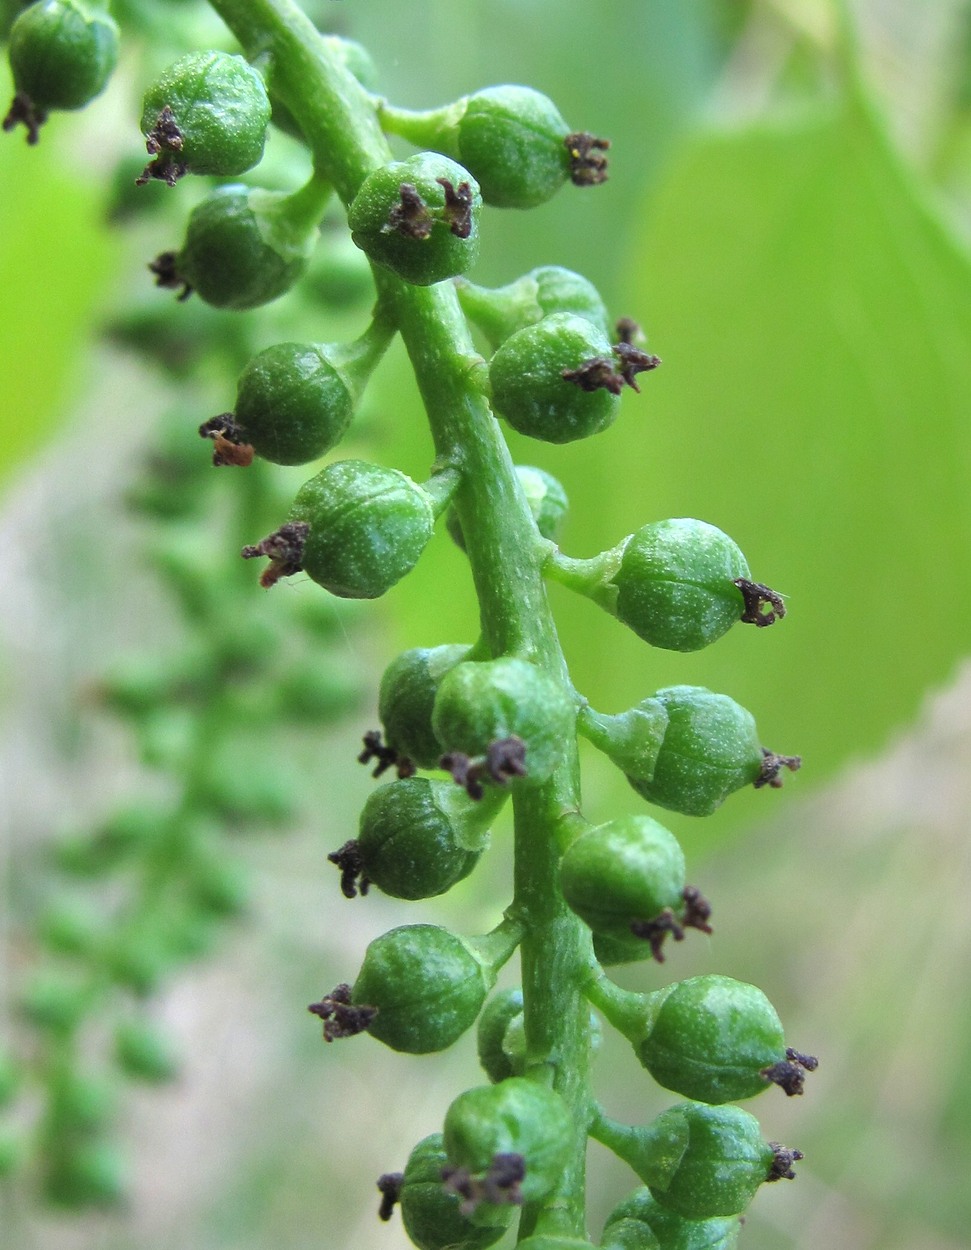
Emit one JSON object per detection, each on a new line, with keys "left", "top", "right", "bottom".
{"left": 437, "top": 177, "right": 474, "bottom": 238}
{"left": 386, "top": 183, "right": 434, "bottom": 239}
{"left": 2, "top": 92, "right": 47, "bottom": 145}
{"left": 376, "top": 1172, "right": 403, "bottom": 1222}
{"left": 137, "top": 106, "right": 188, "bottom": 185}
{"left": 198, "top": 414, "right": 254, "bottom": 467}
{"left": 149, "top": 250, "right": 192, "bottom": 301}
{"left": 442, "top": 1152, "right": 526, "bottom": 1217}
{"left": 358, "top": 729, "right": 416, "bottom": 780}
{"left": 328, "top": 839, "right": 371, "bottom": 898}
{"left": 241, "top": 521, "right": 309, "bottom": 588}
{"left": 766, "top": 1143, "right": 804, "bottom": 1182}
{"left": 734, "top": 578, "right": 786, "bottom": 627}
{"left": 308, "top": 983, "right": 377, "bottom": 1041}
{"left": 440, "top": 736, "right": 527, "bottom": 800}
{"left": 565, "top": 131, "right": 610, "bottom": 186}
{"left": 755, "top": 749, "right": 802, "bottom": 790}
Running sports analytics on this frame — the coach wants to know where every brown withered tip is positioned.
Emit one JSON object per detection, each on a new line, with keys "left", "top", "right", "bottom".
{"left": 440, "top": 735, "right": 527, "bottom": 800}
{"left": 734, "top": 578, "right": 786, "bottom": 627}
{"left": 755, "top": 749, "right": 802, "bottom": 790}
{"left": 562, "top": 355, "right": 625, "bottom": 395}
{"left": 438, "top": 177, "right": 474, "bottom": 238}
{"left": 137, "top": 106, "right": 188, "bottom": 186}
{"left": 240, "top": 521, "right": 309, "bottom": 588}
{"left": 149, "top": 251, "right": 192, "bottom": 301}
{"left": 612, "top": 341, "right": 661, "bottom": 392}
{"left": 442, "top": 1152, "right": 526, "bottom": 1217}
{"left": 308, "top": 983, "right": 377, "bottom": 1041}
{"left": 358, "top": 729, "right": 415, "bottom": 780}
{"left": 3, "top": 91, "right": 46, "bottom": 145}
{"left": 630, "top": 907, "right": 686, "bottom": 963}
{"left": 566, "top": 131, "right": 610, "bottom": 186}
{"left": 376, "top": 1173, "right": 403, "bottom": 1222}
{"left": 681, "top": 885, "right": 713, "bottom": 934}
{"left": 766, "top": 1143, "right": 804, "bottom": 1182}
{"left": 328, "top": 839, "right": 371, "bottom": 899}
{"left": 198, "top": 415, "right": 254, "bottom": 467}
{"left": 386, "top": 183, "right": 433, "bottom": 239}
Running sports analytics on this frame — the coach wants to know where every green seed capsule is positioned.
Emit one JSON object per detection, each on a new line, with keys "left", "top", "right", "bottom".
{"left": 431, "top": 656, "right": 574, "bottom": 788}
{"left": 233, "top": 343, "right": 355, "bottom": 466}
{"left": 627, "top": 687, "right": 763, "bottom": 817}
{"left": 357, "top": 777, "right": 491, "bottom": 900}
{"left": 636, "top": 975, "right": 786, "bottom": 1105}
{"left": 378, "top": 644, "right": 473, "bottom": 768}
{"left": 613, "top": 520, "right": 748, "bottom": 652}
{"left": 453, "top": 86, "right": 572, "bottom": 208}
{"left": 8, "top": 0, "right": 118, "bottom": 113}
{"left": 348, "top": 152, "right": 481, "bottom": 285}
{"left": 443, "top": 1078, "right": 574, "bottom": 1206}
{"left": 140, "top": 51, "right": 270, "bottom": 182}
{"left": 489, "top": 312, "right": 620, "bottom": 444}
{"left": 177, "top": 184, "right": 320, "bottom": 311}
{"left": 517, "top": 1238, "right": 598, "bottom": 1250}
{"left": 604, "top": 1189, "right": 740, "bottom": 1250}
{"left": 559, "top": 815, "right": 686, "bottom": 943}
{"left": 475, "top": 988, "right": 526, "bottom": 1083}
{"left": 448, "top": 465, "right": 569, "bottom": 551}
{"left": 288, "top": 460, "right": 435, "bottom": 598}
{"left": 352, "top": 924, "right": 492, "bottom": 1053}
{"left": 457, "top": 266, "right": 611, "bottom": 349}
{"left": 42, "top": 1138, "right": 126, "bottom": 1208}
{"left": 400, "top": 1133, "right": 514, "bottom": 1250}
{"left": 645, "top": 1103, "right": 775, "bottom": 1220}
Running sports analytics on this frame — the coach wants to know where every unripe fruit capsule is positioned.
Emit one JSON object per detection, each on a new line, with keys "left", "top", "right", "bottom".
{"left": 399, "top": 1133, "right": 514, "bottom": 1250}
{"left": 8, "top": 0, "right": 118, "bottom": 113}
{"left": 379, "top": 644, "right": 472, "bottom": 769}
{"left": 443, "top": 1077, "right": 574, "bottom": 1206}
{"left": 489, "top": 312, "right": 620, "bottom": 444}
{"left": 637, "top": 975, "right": 786, "bottom": 1104}
{"left": 352, "top": 924, "right": 492, "bottom": 1053}
{"left": 628, "top": 686, "right": 764, "bottom": 817}
{"left": 448, "top": 465, "right": 569, "bottom": 551}
{"left": 356, "top": 777, "right": 487, "bottom": 900}
{"left": 177, "top": 184, "right": 319, "bottom": 311}
{"left": 456, "top": 267, "right": 610, "bottom": 349}
{"left": 348, "top": 152, "right": 481, "bottom": 286}
{"left": 288, "top": 460, "right": 435, "bottom": 598}
{"left": 233, "top": 342, "right": 355, "bottom": 466}
{"left": 431, "top": 656, "right": 574, "bottom": 788}
{"left": 140, "top": 51, "right": 270, "bottom": 183}
{"left": 559, "top": 815, "right": 685, "bottom": 942}
{"left": 475, "top": 987, "right": 525, "bottom": 1083}
{"left": 613, "top": 520, "right": 748, "bottom": 652}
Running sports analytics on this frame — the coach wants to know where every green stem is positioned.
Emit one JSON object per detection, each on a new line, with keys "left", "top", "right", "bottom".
{"left": 206, "top": 2, "right": 597, "bottom": 1237}
{"left": 545, "top": 542, "right": 629, "bottom": 614}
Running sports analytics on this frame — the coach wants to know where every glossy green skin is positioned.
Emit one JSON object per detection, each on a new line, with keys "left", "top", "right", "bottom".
{"left": 443, "top": 1078, "right": 574, "bottom": 1206}
{"left": 628, "top": 687, "right": 763, "bottom": 817}
{"left": 476, "top": 987, "right": 525, "bottom": 1083}
{"left": 401, "top": 1134, "right": 513, "bottom": 1250}
{"left": 614, "top": 520, "right": 749, "bottom": 652}
{"left": 639, "top": 975, "right": 785, "bottom": 1105}
{"left": 352, "top": 924, "right": 490, "bottom": 1053}
{"left": 516, "top": 1238, "right": 598, "bottom": 1250}
{"left": 288, "top": 460, "right": 434, "bottom": 598}
{"left": 9, "top": 0, "right": 118, "bottom": 111}
{"left": 179, "top": 186, "right": 313, "bottom": 311}
{"left": 357, "top": 777, "right": 482, "bottom": 900}
{"left": 559, "top": 816, "right": 685, "bottom": 941}
{"left": 379, "top": 643, "right": 472, "bottom": 768}
{"left": 234, "top": 342, "right": 354, "bottom": 466}
{"left": 457, "top": 86, "right": 571, "bottom": 208}
{"left": 348, "top": 152, "right": 481, "bottom": 285}
{"left": 604, "top": 1189, "right": 740, "bottom": 1250}
{"left": 647, "top": 1103, "right": 773, "bottom": 1221}
{"left": 448, "top": 464, "right": 568, "bottom": 550}
{"left": 600, "top": 1219, "right": 662, "bottom": 1250}
{"left": 141, "top": 51, "right": 270, "bottom": 176}
{"left": 489, "top": 312, "right": 620, "bottom": 444}
{"left": 431, "top": 656, "right": 574, "bottom": 786}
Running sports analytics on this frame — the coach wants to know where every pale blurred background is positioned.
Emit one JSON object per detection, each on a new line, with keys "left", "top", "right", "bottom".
{"left": 3, "top": 1, "right": 971, "bottom": 1247}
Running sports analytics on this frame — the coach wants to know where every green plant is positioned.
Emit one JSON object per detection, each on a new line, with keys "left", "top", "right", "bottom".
{"left": 2, "top": 1, "right": 815, "bottom": 1242}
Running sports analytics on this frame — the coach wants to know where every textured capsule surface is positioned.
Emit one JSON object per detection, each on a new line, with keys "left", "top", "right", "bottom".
{"left": 289, "top": 460, "right": 434, "bottom": 598}
{"left": 352, "top": 924, "right": 489, "bottom": 1053}
{"left": 489, "top": 312, "right": 620, "bottom": 443}
{"left": 456, "top": 86, "right": 571, "bottom": 208}
{"left": 605, "top": 1188, "right": 741, "bottom": 1250}
{"left": 629, "top": 686, "right": 763, "bottom": 817}
{"left": 431, "top": 656, "right": 573, "bottom": 786}
{"left": 141, "top": 51, "right": 270, "bottom": 176}
{"left": 400, "top": 1133, "right": 513, "bottom": 1250}
{"left": 348, "top": 152, "right": 481, "bottom": 285}
{"left": 639, "top": 975, "right": 786, "bottom": 1104}
{"left": 235, "top": 342, "right": 354, "bottom": 465}
{"left": 443, "top": 1078, "right": 574, "bottom": 1205}
{"left": 379, "top": 644, "right": 472, "bottom": 768}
